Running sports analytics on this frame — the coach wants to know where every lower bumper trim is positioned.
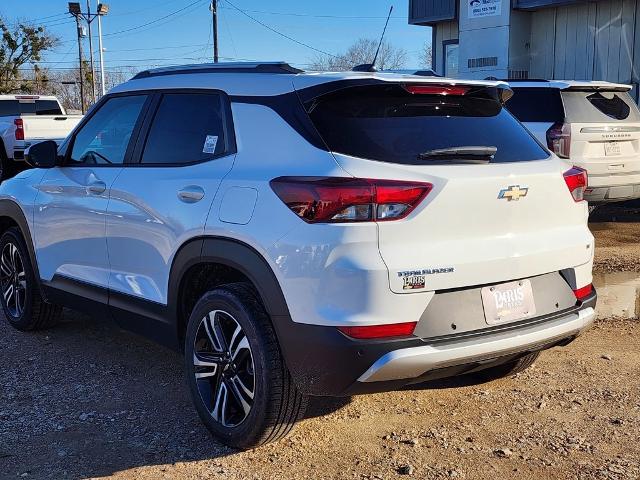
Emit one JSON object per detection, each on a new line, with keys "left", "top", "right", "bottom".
{"left": 357, "top": 307, "right": 595, "bottom": 383}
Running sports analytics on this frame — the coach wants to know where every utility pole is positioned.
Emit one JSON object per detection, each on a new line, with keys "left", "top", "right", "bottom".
{"left": 86, "top": 0, "right": 96, "bottom": 102}
{"left": 97, "top": 1, "right": 106, "bottom": 95}
{"left": 71, "top": 10, "right": 86, "bottom": 114}
{"left": 210, "top": 0, "right": 218, "bottom": 63}
{"left": 68, "top": 2, "right": 109, "bottom": 106}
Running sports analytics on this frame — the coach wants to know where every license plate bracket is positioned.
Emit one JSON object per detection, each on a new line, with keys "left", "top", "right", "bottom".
{"left": 481, "top": 280, "right": 536, "bottom": 325}
{"left": 604, "top": 142, "right": 622, "bottom": 156}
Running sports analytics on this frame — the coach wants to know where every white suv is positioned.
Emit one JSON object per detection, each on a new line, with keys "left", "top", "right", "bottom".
{"left": 507, "top": 80, "right": 640, "bottom": 205}
{"left": 0, "top": 63, "right": 596, "bottom": 449}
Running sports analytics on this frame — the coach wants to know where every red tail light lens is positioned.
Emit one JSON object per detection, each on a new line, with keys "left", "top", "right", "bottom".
{"left": 563, "top": 166, "right": 588, "bottom": 202}
{"left": 546, "top": 122, "right": 571, "bottom": 158}
{"left": 270, "top": 177, "right": 433, "bottom": 223}
{"left": 404, "top": 84, "right": 470, "bottom": 96}
{"left": 14, "top": 119, "right": 24, "bottom": 141}
{"left": 338, "top": 321, "right": 417, "bottom": 339}
{"left": 573, "top": 284, "right": 593, "bottom": 301}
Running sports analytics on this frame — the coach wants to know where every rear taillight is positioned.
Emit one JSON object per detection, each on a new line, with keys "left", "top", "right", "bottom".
{"left": 573, "top": 284, "right": 593, "bottom": 301}
{"left": 563, "top": 166, "right": 588, "bottom": 202}
{"left": 546, "top": 122, "right": 571, "bottom": 158}
{"left": 14, "top": 119, "right": 24, "bottom": 141}
{"left": 270, "top": 177, "right": 433, "bottom": 223}
{"left": 338, "top": 321, "right": 417, "bottom": 339}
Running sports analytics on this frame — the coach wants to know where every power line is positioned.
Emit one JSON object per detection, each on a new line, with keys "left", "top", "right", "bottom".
{"left": 102, "top": 0, "right": 207, "bottom": 37}
{"left": 53, "top": 0, "right": 208, "bottom": 46}
{"left": 218, "top": 6, "right": 405, "bottom": 20}
{"left": 222, "top": 0, "right": 337, "bottom": 58}
{"left": 0, "top": 12, "right": 68, "bottom": 27}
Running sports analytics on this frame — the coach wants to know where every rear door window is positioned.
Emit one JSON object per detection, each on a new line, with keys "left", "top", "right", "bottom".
{"left": 306, "top": 84, "right": 549, "bottom": 164}
{"left": 140, "top": 92, "right": 233, "bottom": 165}
{"left": 562, "top": 90, "right": 640, "bottom": 123}
{"left": 506, "top": 87, "right": 564, "bottom": 123}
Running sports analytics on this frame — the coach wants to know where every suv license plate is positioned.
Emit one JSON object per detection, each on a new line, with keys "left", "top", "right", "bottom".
{"left": 481, "top": 280, "right": 536, "bottom": 325}
{"left": 604, "top": 142, "right": 622, "bottom": 156}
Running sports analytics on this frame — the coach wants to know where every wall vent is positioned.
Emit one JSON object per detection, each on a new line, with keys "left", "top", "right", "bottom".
{"left": 508, "top": 70, "right": 530, "bottom": 80}
{"left": 467, "top": 56, "right": 498, "bottom": 69}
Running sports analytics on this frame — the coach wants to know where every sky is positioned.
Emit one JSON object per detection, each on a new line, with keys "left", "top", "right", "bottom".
{"left": 2, "top": 0, "right": 432, "bottom": 75}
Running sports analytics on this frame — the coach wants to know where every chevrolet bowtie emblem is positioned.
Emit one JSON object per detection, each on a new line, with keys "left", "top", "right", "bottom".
{"left": 498, "top": 185, "right": 529, "bottom": 201}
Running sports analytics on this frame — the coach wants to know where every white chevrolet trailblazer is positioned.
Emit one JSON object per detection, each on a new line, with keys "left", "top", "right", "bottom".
{"left": 0, "top": 63, "right": 596, "bottom": 449}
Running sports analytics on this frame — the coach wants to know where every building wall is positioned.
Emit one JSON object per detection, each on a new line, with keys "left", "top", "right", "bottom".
{"left": 433, "top": 20, "right": 459, "bottom": 75}
{"left": 529, "top": 0, "right": 639, "bottom": 90}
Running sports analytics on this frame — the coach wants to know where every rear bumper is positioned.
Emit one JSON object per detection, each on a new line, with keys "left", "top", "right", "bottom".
{"left": 357, "top": 306, "right": 594, "bottom": 383}
{"left": 279, "top": 290, "right": 597, "bottom": 396}
{"left": 585, "top": 172, "right": 640, "bottom": 203}
{"left": 586, "top": 183, "right": 640, "bottom": 204}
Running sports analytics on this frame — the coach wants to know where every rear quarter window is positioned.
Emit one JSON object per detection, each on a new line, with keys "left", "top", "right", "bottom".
{"left": 306, "top": 84, "right": 549, "bottom": 165}
{"left": 506, "top": 87, "right": 564, "bottom": 123}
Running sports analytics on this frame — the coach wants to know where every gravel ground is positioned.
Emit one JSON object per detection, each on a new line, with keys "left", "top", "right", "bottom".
{"left": 1, "top": 309, "right": 638, "bottom": 480}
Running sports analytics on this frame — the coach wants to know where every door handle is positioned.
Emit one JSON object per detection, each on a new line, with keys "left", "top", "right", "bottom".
{"left": 86, "top": 181, "right": 107, "bottom": 195}
{"left": 178, "top": 185, "right": 205, "bottom": 203}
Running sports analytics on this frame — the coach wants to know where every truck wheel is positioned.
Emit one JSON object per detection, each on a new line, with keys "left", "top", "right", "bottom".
{"left": 0, "top": 227, "right": 62, "bottom": 330}
{"left": 184, "top": 282, "right": 307, "bottom": 449}
{"left": 473, "top": 352, "right": 540, "bottom": 382}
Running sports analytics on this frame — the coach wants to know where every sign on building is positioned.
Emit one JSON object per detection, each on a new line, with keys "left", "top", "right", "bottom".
{"left": 468, "top": 0, "right": 502, "bottom": 18}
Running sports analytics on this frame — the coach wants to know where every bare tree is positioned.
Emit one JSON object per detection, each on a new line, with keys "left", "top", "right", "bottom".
{"left": 420, "top": 41, "right": 433, "bottom": 69}
{"left": 23, "top": 64, "right": 136, "bottom": 112}
{"left": 309, "top": 38, "right": 407, "bottom": 71}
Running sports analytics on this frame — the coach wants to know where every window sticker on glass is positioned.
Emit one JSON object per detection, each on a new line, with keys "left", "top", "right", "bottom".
{"left": 203, "top": 135, "right": 218, "bottom": 154}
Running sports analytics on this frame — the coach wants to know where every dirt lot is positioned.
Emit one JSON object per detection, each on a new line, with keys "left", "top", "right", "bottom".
{"left": 591, "top": 203, "right": 640, "bottom": 273}
{"left": 1, "top": 308, "right": 638, "bottom": 480}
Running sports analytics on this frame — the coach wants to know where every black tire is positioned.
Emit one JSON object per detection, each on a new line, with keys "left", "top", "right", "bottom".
{"left": 0, "top": 227, "right": 62, "bottom": 331}
{"left": 0, "top": 150, "right": 16, "bottom": 183}
{"left": 473, "top": 352, "right": 540, "bottom": 382}
{"left": 184, "top": 282, "right": 308, "bottom": 449}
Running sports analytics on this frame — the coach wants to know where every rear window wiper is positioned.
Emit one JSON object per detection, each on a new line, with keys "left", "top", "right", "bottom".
{"left": 417, "top": 146, "right": 497, "bottom": 164}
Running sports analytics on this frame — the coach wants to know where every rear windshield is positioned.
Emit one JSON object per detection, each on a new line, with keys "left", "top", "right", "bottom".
{"left": 0, "top": 99, "right": 63, "bottom": 116}
{"left": 306, "top": 84, "right": 549, "bottom": 164}
{"left": 562, "top": 90, "right": 640, "bottom": 123}
{"left": 506, "top": 87, "right": 564, "bottom": 123}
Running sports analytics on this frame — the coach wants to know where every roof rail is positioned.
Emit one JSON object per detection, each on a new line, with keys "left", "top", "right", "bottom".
{"left": 132, "top": 61, "right": 303, "bottom": 80}
{"left": 501, "top": 78, "right": 550, "bottom": 82}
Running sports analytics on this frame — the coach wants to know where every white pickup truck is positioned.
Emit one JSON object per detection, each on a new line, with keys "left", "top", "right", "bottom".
{"left": 0, "top": 95, "right": 83, "bottom": 180}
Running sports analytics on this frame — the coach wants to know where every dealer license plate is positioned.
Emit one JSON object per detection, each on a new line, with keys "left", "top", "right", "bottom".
{"left": 481, "top": 280, "right": 536, "bottom": 325}
{"left": 604, "top": 142, "right": 622, "bottom": 156}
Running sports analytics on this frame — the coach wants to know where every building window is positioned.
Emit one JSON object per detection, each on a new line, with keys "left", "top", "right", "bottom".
{"left": 443, "top": 40, "right": 459, "bottom": 77}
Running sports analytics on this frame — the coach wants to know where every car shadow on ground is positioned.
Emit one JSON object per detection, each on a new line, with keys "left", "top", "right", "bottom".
{"left": 589, "top": 199, "right": 640, "bottom": 224}
{"left": 0, "top": 308, "right": 354, "bottom": 479}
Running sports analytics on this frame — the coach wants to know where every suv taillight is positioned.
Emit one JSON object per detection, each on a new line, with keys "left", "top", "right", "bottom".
{"left": 563, "top": 166, "right": 588, "bottom": 202}
{"left": 14, "top": 118, "right": 24, "bottom": 141}
{"left": 270, "top": 177, "right": 433, "bottom": 223}
{"left": 546, "top": 122, "right": 571, "bottom": 158}
{"left": 573, "top": 284, "right": 593, "bottom": 301}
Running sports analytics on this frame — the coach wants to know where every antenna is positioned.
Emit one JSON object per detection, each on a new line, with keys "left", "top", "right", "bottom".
{"left": 373, "top": 6, "right": 393, "bottom": 69}
{"left": 353, "top": 5, "right": 394, "bottom": 72}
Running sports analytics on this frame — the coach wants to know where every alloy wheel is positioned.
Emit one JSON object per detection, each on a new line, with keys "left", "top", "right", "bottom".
{"left": 193, "top": 309, "right": 255, "bottom": 428}
{"left": 0, "top": 242, "right": 26, "bottom": 318}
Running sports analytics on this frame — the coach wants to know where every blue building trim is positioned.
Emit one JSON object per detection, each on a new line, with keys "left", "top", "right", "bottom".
{"left": 409, "top": 0, "right": 457, "bottom": 25}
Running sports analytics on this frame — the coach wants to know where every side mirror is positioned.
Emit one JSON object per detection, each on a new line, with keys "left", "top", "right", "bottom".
{"left": 25, "top": 140, "right": 59, "bottom": 168}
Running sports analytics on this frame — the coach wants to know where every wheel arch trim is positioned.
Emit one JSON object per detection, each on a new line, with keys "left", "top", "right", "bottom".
{"left": 168, "top": 235, "right": 292, "bottom": 335}
{"left": 0, "top": 199, "right": 43, "bottom": 295}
